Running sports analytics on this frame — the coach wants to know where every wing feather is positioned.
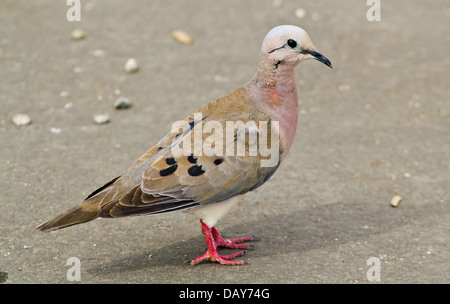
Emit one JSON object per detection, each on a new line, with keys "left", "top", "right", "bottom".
{"left": 92, "top": 88, "right": 281, "bottom": 218}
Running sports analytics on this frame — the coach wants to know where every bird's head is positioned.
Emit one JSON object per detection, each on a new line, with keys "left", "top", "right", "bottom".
{"left": 260, "top": 25, "right": 332, "bottom": 69}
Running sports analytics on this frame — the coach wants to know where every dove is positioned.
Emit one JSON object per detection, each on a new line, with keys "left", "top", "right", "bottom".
{"left": 37, "top": 25, "right": 332, "bottom": 265}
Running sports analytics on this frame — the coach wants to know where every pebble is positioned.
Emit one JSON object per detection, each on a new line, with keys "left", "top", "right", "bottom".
{"left": 214, "top": 75, "right": 229, "bottom": 82}
{"left": 172, "top": 30, "right": 194, "bottom": 45}
{"left": 338, "top": 84, "right": 351, "bottom": 92}
{"left": 93, "top": 49, "right": 106, "bottom": 57}
{"left": 295, "top": 8, "right": 306, "bottom": 19}
{"left": 93, "top": 114, "right": 110, "bottom": 124}
{"left": 272, "top": 0, "right": 283, "bottom": 8}
{"left": 124, "top": 58, "right": 139, "bottom": 73}
{"left": 114, "top": 97, "right": 132, "bottom": 110}
{"left": 12, "top": 113, "right": 31, "bottom": 126}
{"left": 50, "top": 127, "right": 61, "bottom": 134}
{"left": 71, "top": 29, "right": 85, "bottom": 41}
{"left": 390, "top": 195, "right": 402, "bottom": 207}
{"left": 73, "top": 66, "right": 83, "bottom": 74}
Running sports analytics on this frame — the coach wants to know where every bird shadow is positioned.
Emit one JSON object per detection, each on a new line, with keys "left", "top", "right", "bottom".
{"left": 86, "top": 197, "right": 431, "bottom": 275}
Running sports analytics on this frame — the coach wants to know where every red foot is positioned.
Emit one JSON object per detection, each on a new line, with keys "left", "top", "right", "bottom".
{"left": 190, "top": 249, "right": 246, "bottom": 266}
{"left": 211, "top": 226, "right": 255, "bottom": 249}
{"left": 190, "top": 220, "right": 256, "bottom": 266}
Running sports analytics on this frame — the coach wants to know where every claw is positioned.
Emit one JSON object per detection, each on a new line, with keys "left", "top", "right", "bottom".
{"left": 211, "top": 226, "right": 256, "bottom": 250}
{"left": 191, "top": 249, "right": 246, "bottom": 266}
{"left": 190, "top": 220, "right": 256, "bottom": 266}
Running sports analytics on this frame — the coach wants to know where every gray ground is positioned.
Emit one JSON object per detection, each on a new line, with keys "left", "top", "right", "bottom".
{"left": 0, "top": 0, "right": 448, "bottom": 284}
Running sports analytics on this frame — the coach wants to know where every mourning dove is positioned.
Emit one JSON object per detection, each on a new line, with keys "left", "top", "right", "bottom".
{"left": 37, "top": 25, "right": 332, "bottom": 265}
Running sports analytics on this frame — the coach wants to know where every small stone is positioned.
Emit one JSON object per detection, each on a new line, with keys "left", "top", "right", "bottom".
{"left": 114, "top": 97, "right": 132, "bottom": 110}
{"left": 12, "top": 113, "right": 31, "bottom": 126}
{"left": 93, "top": 114, "right": 110, "bottom": 124}
{"left": 295, "top": 8, "right": 306, "bottom": 19}
{"left": 124, "top": 58, "right": 139, "bottom": 73}
{"left": 172, "top": 30, "right": 194, "bottom": 45}
{"left": 64, "top": 102, "right": 73, "bottom": 110}
{"left": 50, "top": 127, "right": 61, "bottom": 134}
{"left": 93, "top": 49, "right": 106, "bottom": 57}
{"left": 71, "top": 29, "right": 85, "bottom": 41}
{"left": 214, "top": 75, "right": 229, "bottom": 82}
{"left": 272, "top": 0, "right": 282, "bottom": 8}
{"left": 338, "top": 84, "right": 351, "bottom": 92}
{"left": 73, "top": 66, "right": 83, "bottom": 74}
{"left": 390, "top": 195, "right": 402, "bottom": 207}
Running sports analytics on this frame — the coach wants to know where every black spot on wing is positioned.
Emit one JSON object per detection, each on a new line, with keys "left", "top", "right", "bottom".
{"left": 189, "top": 115, "right": 208, "bottom": 130}
{"left": 165, "top": 157, "right": 176, "bottom": 165}
{"left": 174, "top": 115, "right": 208, "bottom": 139}
{"left": 160, "top": 164, "right": 178, "bottom": 177}
{"left": 187, "top": 154, "right": 197, "bottom": 164}
{"left": 188, "top": 165, "right": 205, "bottom": 176}
{"left": 213, "top": 158, "right": 223, "bottom": 165}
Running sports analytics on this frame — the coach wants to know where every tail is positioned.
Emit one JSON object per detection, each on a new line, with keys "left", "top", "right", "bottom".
{"left": 37, "top": 176, "right": 122, "bottom": 232}
{"left": 36, "top": 201, "right": 100, "bottom": 232}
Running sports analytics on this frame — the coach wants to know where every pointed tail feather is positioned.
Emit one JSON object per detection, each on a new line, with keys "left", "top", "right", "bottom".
{"left": 36, "top": 202, "right": 99, "bottom": 232}
{"left": 37, "top": 175, "right": 123, "bottom": 232}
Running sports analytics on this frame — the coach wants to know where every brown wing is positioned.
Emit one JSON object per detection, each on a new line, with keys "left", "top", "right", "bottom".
{"left": 99, "top": 88, "right": 281, "bottom": 217}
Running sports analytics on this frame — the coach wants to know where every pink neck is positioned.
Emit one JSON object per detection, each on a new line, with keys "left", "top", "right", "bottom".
{"left": 246, "top": 63, "right": 299, "bottom": 157}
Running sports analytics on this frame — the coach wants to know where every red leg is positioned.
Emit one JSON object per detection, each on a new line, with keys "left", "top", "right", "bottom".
{"left": 190, "top": 220, "right": 252, "bottom": 265}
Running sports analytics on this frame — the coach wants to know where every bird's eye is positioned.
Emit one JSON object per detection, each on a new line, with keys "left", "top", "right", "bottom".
{"left": 287, "top": 39, "right": 298, "bottom": 48}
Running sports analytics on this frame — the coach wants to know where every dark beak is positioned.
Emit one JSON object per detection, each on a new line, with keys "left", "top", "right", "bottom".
{"left": 305, "top": 50, "right": 332, "bottom": 69}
